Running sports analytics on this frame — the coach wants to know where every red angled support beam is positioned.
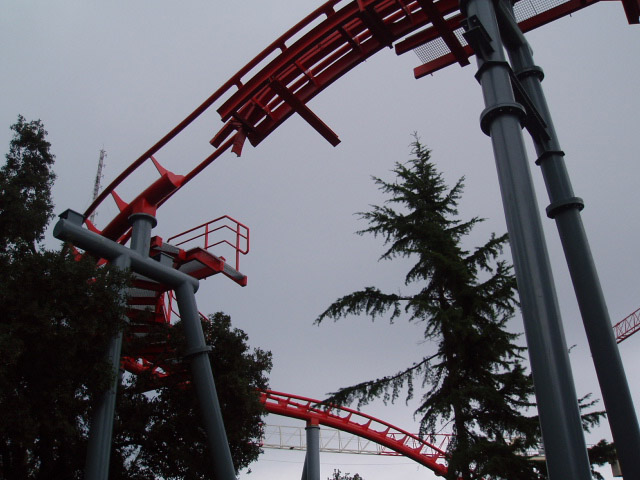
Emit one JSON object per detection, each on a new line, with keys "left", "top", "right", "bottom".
{"left": 100, "top": 169, "right": 185, "bottom": 241}
{"left": 270, "top": 79, "right": 341, "bottom": 146}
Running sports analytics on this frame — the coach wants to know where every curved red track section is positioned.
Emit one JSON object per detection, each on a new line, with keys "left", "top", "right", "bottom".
{"left": 260, "top": 390, "right": 450, "bottom": 477}
{"left": 82, "top": 0, "right": 606, "bottom": 242}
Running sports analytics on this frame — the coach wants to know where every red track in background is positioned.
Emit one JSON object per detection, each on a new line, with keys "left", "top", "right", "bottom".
{"left": 260, "top": 390, "right": 450, "bottom": 477}
{"left": 613, "top": 307, "right": 640, "bottom": 343}
{"left": 82, "top": 0, "right": 635, "bottom": 245}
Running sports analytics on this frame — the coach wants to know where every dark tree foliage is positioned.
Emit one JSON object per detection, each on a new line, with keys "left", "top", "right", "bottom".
{"left": 316, "top": 139, "right": 542, "bottom": 480}
{"left": 0, "top": 116, "right": 129, "bottom": 480}
{"left": 111, "top": 312, "right": 272, "bottom": 480}
{"left": 0, "top": 116, "right": 56, "bottom": 256}
{"left": 0, "top": 116, "right": 272, "bottom": 480}
{"left": 328, "top": 469, "right": 364, "bottom": 480}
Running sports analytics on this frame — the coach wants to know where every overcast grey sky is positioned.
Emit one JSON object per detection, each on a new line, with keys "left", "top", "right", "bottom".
{"left": 2, "top": 1, "right": 639, "bottom": 479}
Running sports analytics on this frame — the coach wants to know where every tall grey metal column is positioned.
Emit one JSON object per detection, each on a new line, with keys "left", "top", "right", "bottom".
{"left": 460, "top": 0, "right": 592, "bottom": 478}
{"left": 496, "top": 2, "right": 640, "bottom": 477}
{"left": 129, "top": 212, "right": 156, "bottom": 255}
{"left": 84, "top": 253, "right": 130, "bottom": 480}
{"left": 173, "top": 280, "right": 237, "bottom": 480}
{"left": 303, "top": 421, "right": 320, "bottom": 480}
{"left": 85, "top": 212, "right": 155, "bottom": 480}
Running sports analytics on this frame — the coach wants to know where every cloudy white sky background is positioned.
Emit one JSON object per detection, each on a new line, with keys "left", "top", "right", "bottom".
{"left": 2, "top": 1, "right": 639, "bottom": 479}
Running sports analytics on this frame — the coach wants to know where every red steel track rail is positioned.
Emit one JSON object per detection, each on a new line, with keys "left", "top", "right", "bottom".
{"left": 81, "top": 0, "right": 624, "bottom": 244}
{"left": 260, "top": 390, "right": 450, "bottom": 477}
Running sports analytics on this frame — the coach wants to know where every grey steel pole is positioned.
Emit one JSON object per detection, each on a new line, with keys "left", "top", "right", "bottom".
{"left": 84, "top": 253, "right": 130, "bottom": 480}
{"left": 496, "top": 3, "right": 640, "bottom": 476}
{"left": 85, "top": 213, "right": 154, "bottom": 480}
{"left": 304, "top": 421, "right": 320, "bottom": 480}
{"left": 129, "top": 212, "right": 156, "bottom": 255}
{"left": 174, "top": 281, "right": 237, "bottom": 480}
{"left": 460, "top": 0, "right": 592, "bottom": 478}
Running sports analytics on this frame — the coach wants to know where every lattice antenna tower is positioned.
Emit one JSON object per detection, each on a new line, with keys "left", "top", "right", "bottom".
{"left": 90, "top": 148, "right": 107, "bottom": 224}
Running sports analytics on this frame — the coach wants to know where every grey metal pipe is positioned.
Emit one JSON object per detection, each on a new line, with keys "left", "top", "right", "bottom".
{"left": 129, "top": 212, "right": 157, "bottom": 255}
{"left": 496, "top": 2, "right": 640, "bottom": 476}
{"left": 460, "top": 0, "right": 592, "bottom": 478}
{"left": 84, "top": 254, "right": 130, "bottom": 480}
{"left": 305, "top": 422, "right": 320, "bottom": 480}
{"left": 174, "top": 281, "right": 237, "bottom": 480}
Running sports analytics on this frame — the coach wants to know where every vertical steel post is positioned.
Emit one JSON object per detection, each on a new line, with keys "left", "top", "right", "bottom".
{"left": 85, "top": 212, "right": 155, "bottom": 480}
{"left": 496, "top": 3, "right": 640, "bottom": 476}
{"left": 84, "top": 253, "right": 130, "bottom": 480}
{"left": 174, "top": 281, "right": 237, "bottom": 480}
{"left": 304, "top": 420, "right": 320, "bottom": 480}
{"left": 460, "top": 0, "right": 591, "bottom": 477}
{"left": 129, "top": 212, "right": 156, "bottom": 255}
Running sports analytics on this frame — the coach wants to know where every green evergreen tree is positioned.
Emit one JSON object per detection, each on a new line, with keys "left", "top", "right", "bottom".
{"left": 0, "top": 116, "right": 129, "bottom": 479}
{"left": 0, "top": 116, "right": 56, "bottom": 256}
{"left": 315, "top": 138, "right": 541, "bottom": 480}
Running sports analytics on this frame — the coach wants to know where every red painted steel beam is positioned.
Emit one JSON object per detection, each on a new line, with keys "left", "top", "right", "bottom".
{"left": 270, "top": 79, "right": 341, "bottom": 146}
{"left": 100, "top": 170, "right": 184, "bottom": 241}
{"left": 260, "top": 390, "right": 450, "bottom": 477}
{"left": 394, "top": 0, "right": 460, "bottom": 54}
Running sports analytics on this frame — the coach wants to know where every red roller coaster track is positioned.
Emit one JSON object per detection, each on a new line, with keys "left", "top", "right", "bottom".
{"left": 81, "top": 0, "right": 637, "bottom": 245}
{"left": 260, "top": 390, "right": 450, "bottom": 477}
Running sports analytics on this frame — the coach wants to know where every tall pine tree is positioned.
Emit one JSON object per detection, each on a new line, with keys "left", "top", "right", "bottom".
{"left": 0, "top": 116, "right": 56, "bottom": 256}
{"left": 316, "top": 138, "right": 541, "bottom": 480}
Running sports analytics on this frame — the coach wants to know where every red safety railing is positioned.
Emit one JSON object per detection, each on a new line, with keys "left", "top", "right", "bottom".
{"left": 168, "top": 215, "right": 249, "bottom": 272}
